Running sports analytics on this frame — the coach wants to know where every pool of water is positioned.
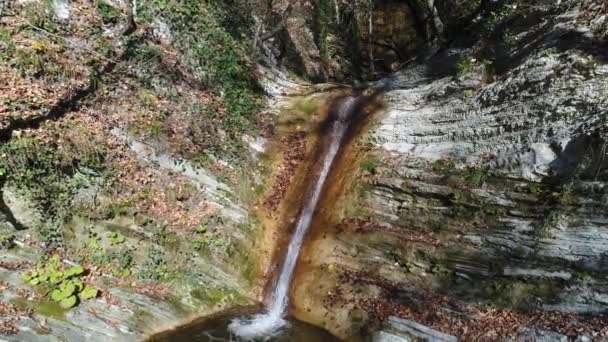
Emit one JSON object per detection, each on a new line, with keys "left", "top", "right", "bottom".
{"left": 147, "top": 306, "right": 341, "bottom": 342}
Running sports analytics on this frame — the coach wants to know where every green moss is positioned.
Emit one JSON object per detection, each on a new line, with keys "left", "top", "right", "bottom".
{"left": 191, "top": 286, "right": 246, "bottom": 307}
{"left": 289, "top": 96, "right": 323, "bottom": 117}
{"left": 487, "top": 280, "right": 558, "bottom": 309}
{"left": 463, "top": 165, "right": 490, "bottom": 187}
{"left": 10, "top": 297, "right": 69, "bottom": 321}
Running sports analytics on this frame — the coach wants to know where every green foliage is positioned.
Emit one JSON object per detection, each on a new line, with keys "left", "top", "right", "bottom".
{"left": 194, "top": 225, "right": 208, "bottom": 234}
{"left": 59, "top": 295, "right": 77, "bottom": 309}
{"left": 21, "top": 256, "right": 98, "bottom": 309}
{"left": 96, "top": 0, "right": 121, "bottom": 25}
{"left": 573, "top": 271, "right": 592, "bottom": 283}
{"left": 0, "top": 28, "right": 15, "bottom": 62}
{"left": 0, "top": 134, "right": 107, "bottom": 247}
{"left": 192, "top": 230, "right": 224, "bottom": 250}
{"left": 125, "top": 41, "right": 162, "bottom": 65}
{"left": 192, "top": 217, "right": 225, "bottom": 250}
{"left": 432, "top": 158, "right": 490, "bottom": 188}
{"left": 80, "top": 286, "right": 99, "bottom": 300}
{"left": 457, "top": 57, "right": 496, "bottom": 82}
{"left": 431, "top": 158, "right": 457, "bottom": 173}
{"left": 205, "top": 0, "right": 256, "bottom": 39}
{"left": 138, "top": 0, "right": 262, "bottom": 160}
{"left": 314, "top": 0, "right": 335, "bottom": 60}
{"left": 478, "top": 2, "right": 516, "bottom": 38}
{"left": 551, "top": 183, "right": 577, "bottom": 206}
{"left": 463, "top": 165, "right": 490, "bottom": 187}
{"left": 536, "top": 210, "right": 561, "bottom": 237}
{"left": 360, "top": 155, "right": 380, "bottom": 174}
{"left": 528, "top": 182, "right": 544, "bottom": 194}
{"left": 23, "top": 1, "right": 57, "bottom": 33}
{"left": 431, "top": 262, "right": 452, "bottom": 275}
{"left": 137, "top": 88, "right": 157, "bottom": 108}
{"left": 0, "top": 234, "right": 15, "bottom": 249}
{"left": 482, "top": 61, "right": 496, "bottom": 83}
{"left": 138, "top": 247, "right": 168, "bottom": 281}
{"left": 14, "top": 47, "right": 45, "bottom": 77}
{"left": 0, "top": 138, "right": 91, "bottom": 246}
{"left": 79, "top": 229, "right": 133, "bottom": 277}
{"left": 457, "top": 58, "right": 476, "bottom": 78}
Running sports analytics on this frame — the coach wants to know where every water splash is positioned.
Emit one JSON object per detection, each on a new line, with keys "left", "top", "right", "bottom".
{"left": 229, "top": 96, "right": 358, "bottom": 340}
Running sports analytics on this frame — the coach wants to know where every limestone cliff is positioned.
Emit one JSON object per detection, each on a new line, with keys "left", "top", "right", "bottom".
{"left": 292, "top": 0, "right": 608, "bottom": 340}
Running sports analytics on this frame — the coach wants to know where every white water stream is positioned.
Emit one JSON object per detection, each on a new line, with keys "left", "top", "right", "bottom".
{"left": 229, "top": 96, "right": 358, "bottom": 340}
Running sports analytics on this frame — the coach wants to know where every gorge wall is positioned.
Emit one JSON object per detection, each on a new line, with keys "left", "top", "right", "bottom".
{"left": 288, "top": 0, "right": 608, "bottom": 340}
{"left": 1, "top": 0, "right": 607, "bottom": 341}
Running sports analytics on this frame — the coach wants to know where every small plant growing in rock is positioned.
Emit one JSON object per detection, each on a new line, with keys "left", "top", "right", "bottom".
{"left": 464, "top": 165, "right": 490, "bottom": 187}
{"left": 21, "top": 256, "right": 99, "bottom": 309}
{"left": 192, "top": 224, "right": 224, "bottom": 250}
{"left": 360, "top": 155, "right": 380, "bottom": 175}
{"left": 457, "top": 58, "right": 477, "bottom": 78}
{"left": 0, "top": 234, "right": 15, "bottom": 249}
{"left": 138, "top": 248, "right": 168, "bottom": 281}
{"left": 482, "top": 61, "right": 496, "bottom": 83}
{"left": 80, "top": 229, "right": 133, "bottom": 278}
{"left": 96, "top": 0, "right": 121, "bottom": 25}
{"left": 573, "top": 271, "right": 592, "bottom": 283}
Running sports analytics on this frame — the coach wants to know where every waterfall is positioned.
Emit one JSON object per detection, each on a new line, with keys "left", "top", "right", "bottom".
{"left": 229, "top": 96, "right": 358, "bottom": 340}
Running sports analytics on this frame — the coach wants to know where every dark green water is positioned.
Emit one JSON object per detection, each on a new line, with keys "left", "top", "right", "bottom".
{"left": 147, "top": 306, "right": 341, "bottom": 342}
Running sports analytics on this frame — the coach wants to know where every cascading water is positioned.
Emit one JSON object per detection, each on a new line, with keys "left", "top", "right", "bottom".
{"left": 229, "top": 96, "right": 359, "bottom": 340}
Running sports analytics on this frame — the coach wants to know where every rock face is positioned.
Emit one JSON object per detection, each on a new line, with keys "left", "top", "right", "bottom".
{"left": 373, "top": 317, "right": 458, "bottom": 342}
{"left": 1, "top": 0, "right": 607, "bottom": 341}
{"left": 293, "top": 1, "right": 608, "bottom": 340}
{"left": 371, "top": 3, "right": 608, "bottom": 302}
{"left": 0, "top": 0, "right": 268, "bottom": 340}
